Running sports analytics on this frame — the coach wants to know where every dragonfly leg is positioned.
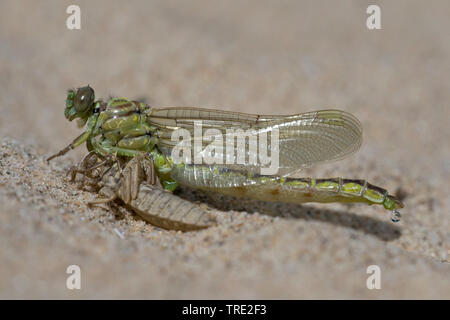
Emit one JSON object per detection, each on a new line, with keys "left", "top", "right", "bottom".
{"left": 88, "top": 187, "right": 117, "bottom": 205}
{"left": 68, "top": 151, "right": 100, "bottom": 181}
{"left": 90, "top": 138, "right": 143, "bottom": 158}
{"left": 47, "top": 131, "right": 91, "bottom": 162}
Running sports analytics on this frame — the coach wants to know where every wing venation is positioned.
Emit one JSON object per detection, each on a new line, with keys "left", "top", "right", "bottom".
{"left": 148, "top": 107, "right": 363, "bottom": 176}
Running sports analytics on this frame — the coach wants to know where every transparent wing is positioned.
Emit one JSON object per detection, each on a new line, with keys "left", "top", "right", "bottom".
{"left": 148, "top": 107, "right": 362, "bottom": 176}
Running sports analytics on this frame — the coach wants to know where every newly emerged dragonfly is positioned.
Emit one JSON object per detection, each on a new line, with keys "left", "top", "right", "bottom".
{"left": 48, "top": 85, "right": 404, "bottom": 226}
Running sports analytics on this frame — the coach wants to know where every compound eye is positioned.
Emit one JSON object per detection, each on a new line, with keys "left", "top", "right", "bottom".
{"left": 74, "top": 86, "right": 95, "bottom": 112}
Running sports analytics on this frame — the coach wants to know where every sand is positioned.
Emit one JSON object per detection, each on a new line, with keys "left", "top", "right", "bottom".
{"left": 0, "top": 0, "right": 449, "bottom": 299}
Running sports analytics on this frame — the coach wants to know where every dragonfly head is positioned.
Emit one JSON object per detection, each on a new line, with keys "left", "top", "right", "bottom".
{"left": 65, "top": 85, "right": 95, "bottom": 123}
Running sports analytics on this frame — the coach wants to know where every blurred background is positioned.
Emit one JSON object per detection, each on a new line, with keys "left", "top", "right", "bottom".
{"left": 0, "top": 0, "right": 449, "bottom": 298}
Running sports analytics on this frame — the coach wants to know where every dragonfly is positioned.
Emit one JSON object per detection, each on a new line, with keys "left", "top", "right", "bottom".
{"left": 48, "top": 85, "right": 404, "bottom": 227}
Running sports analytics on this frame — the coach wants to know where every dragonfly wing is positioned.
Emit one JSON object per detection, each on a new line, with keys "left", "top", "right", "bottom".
{"left": 148, "top": 107, "right": 362, "bottom": 176}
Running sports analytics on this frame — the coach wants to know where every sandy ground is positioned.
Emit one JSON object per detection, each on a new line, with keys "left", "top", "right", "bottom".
{"left": 0, "top": 0, "right": 449, "bottom": 299}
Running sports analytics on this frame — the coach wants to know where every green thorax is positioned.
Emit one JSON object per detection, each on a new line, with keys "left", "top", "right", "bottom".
{"left": 95, "top": 97, "right": 155, "bottom": 150}
{"left": 93, "top": 97, "right": 178, "bottom": 191}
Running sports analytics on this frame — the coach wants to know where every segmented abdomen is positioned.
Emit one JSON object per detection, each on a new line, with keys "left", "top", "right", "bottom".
{"left": 127, "top": 183, "right": 215, "bottom": 231}
{"left": 170, "top": 164, "right": 394, "bottom": 207}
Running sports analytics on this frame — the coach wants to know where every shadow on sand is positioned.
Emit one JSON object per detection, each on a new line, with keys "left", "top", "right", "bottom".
{"left": 175, "top": 186, "right": 402, "bottom": 242}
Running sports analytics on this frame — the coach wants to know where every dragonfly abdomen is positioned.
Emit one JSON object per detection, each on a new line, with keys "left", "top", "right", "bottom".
{"left": 171, "top": 164, "right": 403, "bottom": 211}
